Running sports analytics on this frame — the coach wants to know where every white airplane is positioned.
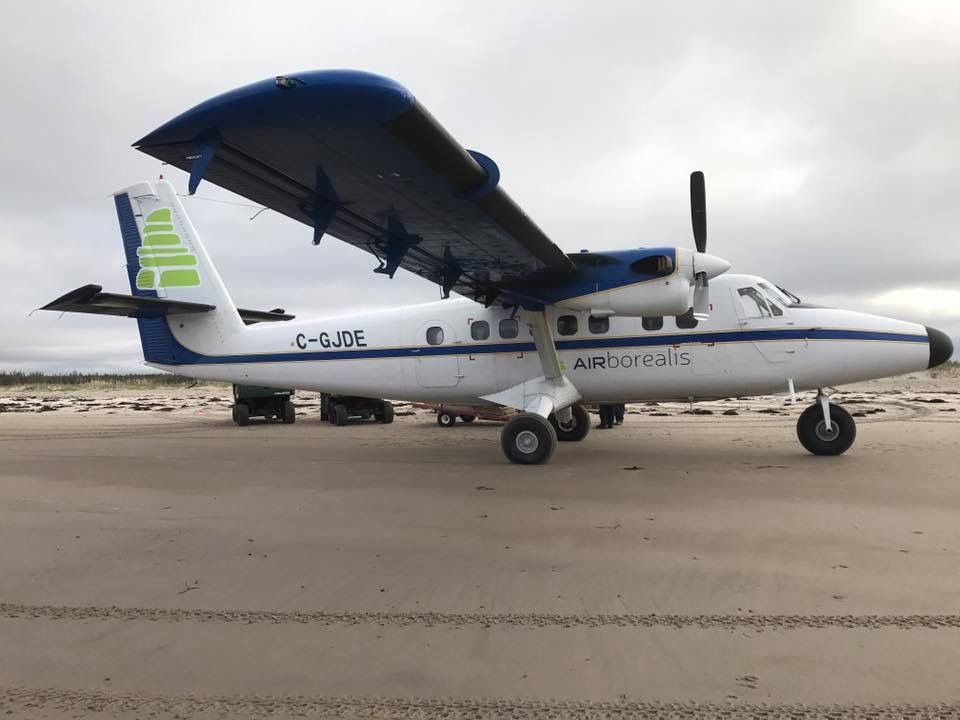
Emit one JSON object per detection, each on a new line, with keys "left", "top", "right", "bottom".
{"left": 42, "top": 71, "right": 953, "bottom": 464}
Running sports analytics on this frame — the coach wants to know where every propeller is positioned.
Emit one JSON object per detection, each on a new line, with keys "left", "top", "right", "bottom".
{"left": 689, "top": 170, "right": 710, "bottom": 316}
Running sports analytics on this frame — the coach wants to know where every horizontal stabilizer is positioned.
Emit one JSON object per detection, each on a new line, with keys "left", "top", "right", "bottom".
{"left": 41, "top": 284, "right": 294, "bottom": 324}
{"left": 235, "top": 307, "right": 295, "bottom": 325}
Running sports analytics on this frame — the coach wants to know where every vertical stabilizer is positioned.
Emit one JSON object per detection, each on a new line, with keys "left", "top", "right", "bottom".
{"left": 113, "top": 179, "right": 245, "bottom": 364}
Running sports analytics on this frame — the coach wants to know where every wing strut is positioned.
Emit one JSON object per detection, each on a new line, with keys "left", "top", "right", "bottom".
{"left": 480, "top": 310, "right": 581, "bottom": 419}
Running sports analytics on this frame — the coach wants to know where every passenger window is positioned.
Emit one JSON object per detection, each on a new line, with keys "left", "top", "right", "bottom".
{"left": 498, "top": 318, "right": 519, "bottom": 339}
{"left": 470, "top": 320, "right": 490, "bottom": 341}
{"left": 588, "top": 315, "right": 609, "bottom": 334}
{"left": 557, "top": 315, "right": 578, "bottom": 336}
{"left": 426, "top": 326, "right": 444, "bottom": 345}
{"left": 675, "top": 308, "right": 698, "bottom": 329}
{"left": 738, "top": 287, "right": 772, "bottom": 318}
{"left": 642, "top": 316, "right": 663, "bottom": 331}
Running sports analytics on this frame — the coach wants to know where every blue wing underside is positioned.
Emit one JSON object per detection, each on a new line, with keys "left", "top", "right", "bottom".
{"left": 134, "top": 70, "right": 575, "bottom": 305}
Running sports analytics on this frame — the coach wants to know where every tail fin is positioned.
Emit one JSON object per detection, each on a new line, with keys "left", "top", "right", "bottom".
{"left": 114, "top": 179, "right": 245, "bottom": 363}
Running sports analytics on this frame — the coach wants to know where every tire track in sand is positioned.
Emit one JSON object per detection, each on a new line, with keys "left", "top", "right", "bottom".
{"left": 4, "top": 602, "right": 960, "bottom": 630}
{"left": 2, "top": 686, "right": 959, "bottom": 719}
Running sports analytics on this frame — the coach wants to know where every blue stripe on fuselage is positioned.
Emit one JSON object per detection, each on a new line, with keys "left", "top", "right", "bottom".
{"left": 154, "top": 327, "right": 928, "bottom": 366}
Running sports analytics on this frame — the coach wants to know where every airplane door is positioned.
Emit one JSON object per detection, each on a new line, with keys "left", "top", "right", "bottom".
{"left": 731, "top": 286, "right": 805, "bottom": 363}
{"left": 414, "top": 322, "right": 462, "bottom": 388}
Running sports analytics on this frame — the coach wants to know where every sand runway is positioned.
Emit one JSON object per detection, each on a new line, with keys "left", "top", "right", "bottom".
{"left": 1, "top": 376, "right": 959, "bottom": 718}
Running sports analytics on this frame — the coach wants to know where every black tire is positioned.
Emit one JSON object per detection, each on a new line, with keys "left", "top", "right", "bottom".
{"left": 437, "top": 411, "right": 456, "bottom": 428}
{"left": 459, "top": 414, "right": 476, "bottom": 424}
{"left": 331, "top": 403, "right": 349, "bottom": 427}
{"left": 378, "top": 401, "right": 394, "bottom": 424}
{"left": 797, "top": 402, "right": 856, "bottom": 456}
{"left": 500, "top": 413, "right": 557, "bottom": 465}
{"left": 550, "top": 404, "right": 591, "bottom": 442}
{"left": 281, "top": 400, "right": 296, "bottom": 424}
{"left": 234, "top": 403, "right": 250, "bottom": 427}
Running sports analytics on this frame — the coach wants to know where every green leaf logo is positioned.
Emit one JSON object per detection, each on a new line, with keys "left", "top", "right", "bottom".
{"left": 135, "top": 208, "right": 201, "bottom": 289}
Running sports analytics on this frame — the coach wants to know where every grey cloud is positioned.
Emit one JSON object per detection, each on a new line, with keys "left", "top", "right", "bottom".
{"left": 2, "top": 0, "right": 958, "bottom": 371}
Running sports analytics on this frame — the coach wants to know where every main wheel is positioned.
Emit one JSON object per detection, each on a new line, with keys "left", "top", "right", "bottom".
{"left": 797, "top": 402, "right": 856, "bottom": 456}
{"left": 437, "top": 411, "right": 456, "bottom": 427}
{"left": 378, "top": 401, "right": 394, "bottom": 424}
{"left": 281, "top": 400, "right": 296, "bottom": 424}
{"left": 550, "top": 404, "right": 591, "bottom": 442}
{"left": 234, "top": 403, "right": 250, "bottom": 427}
{"left": 500, "top": 413, "right": 557, "bottom": 465}
{"left": 331, "top": 403, "right": 349, "bottom": 427}
{"left": 459, "top": 414, "right": 476, "bottom": 423}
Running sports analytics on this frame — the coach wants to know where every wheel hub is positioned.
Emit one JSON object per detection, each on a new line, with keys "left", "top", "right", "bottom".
{"left": 515, "top": 429, "right": 540, "bottom": 454}
{"left": 814, "top": 420, "right": 840, "bottom": 442}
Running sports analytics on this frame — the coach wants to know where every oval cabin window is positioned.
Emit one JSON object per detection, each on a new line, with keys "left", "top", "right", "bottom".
{"left": 426, "top": 326, "right": 444, "bottom": 345}
{"left": 675, "top": 309, "right": 698, "bottom": 329}
{"left": 557, "top": 315, "right": 578, "bottom": 336}
{"left": 499, "top": 318, "right": 519, "bottom": 339}
{"left": 588, "top": 315, "right": 609, "bottom": 334}
{"left": 471, "top": 320, "right": 490, "bottom": 341}
{"left": 642, "top": 316, "right": 663, "bottom": 331}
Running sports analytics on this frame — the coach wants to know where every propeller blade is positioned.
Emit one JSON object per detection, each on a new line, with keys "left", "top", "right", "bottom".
{"left": 690, "top": 171, "right": 706, "bottom": 253}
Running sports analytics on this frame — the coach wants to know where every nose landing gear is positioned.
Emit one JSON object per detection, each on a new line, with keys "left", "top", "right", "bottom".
{"left": 797, "top": 391, "right": 857, "bottom": 456}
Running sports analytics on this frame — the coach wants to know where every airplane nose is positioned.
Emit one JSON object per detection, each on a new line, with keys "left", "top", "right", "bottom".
{"left": 926, "top": 326, "right": 954, "bottom": 369}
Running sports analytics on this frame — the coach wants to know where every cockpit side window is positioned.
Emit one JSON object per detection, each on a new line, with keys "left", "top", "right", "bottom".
{"left": 738, "top": 287, "right": 773, "bottom": 318}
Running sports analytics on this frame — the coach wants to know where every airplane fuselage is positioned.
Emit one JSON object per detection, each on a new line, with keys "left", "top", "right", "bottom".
{"left": 155, "top": 273, "right": 933, "bottom": 404}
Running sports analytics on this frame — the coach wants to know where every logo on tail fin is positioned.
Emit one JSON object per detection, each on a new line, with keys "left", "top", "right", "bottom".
{"left": 135, "top": 208, "right": 201, "bottom": 289}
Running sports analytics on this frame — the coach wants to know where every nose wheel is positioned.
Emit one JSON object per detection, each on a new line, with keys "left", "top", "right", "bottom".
{"left": 796, "top": 400, "right": 856, "bottom": 456}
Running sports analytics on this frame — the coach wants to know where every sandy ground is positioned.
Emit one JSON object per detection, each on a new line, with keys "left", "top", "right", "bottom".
{"left": 1, "top": 371, "right": 959, "bottom": 719}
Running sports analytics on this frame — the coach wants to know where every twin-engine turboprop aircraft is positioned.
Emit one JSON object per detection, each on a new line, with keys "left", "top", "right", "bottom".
{"left": 42, "top": 70, "right": 953, "bottom": 464}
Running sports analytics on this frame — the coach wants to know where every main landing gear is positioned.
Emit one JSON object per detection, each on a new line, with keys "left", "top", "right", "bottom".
{"left": 796, "top": 391, "right": 857, "bottom": 456}
{"left": 486, "top": 310, "right": 585, "bottom": 466}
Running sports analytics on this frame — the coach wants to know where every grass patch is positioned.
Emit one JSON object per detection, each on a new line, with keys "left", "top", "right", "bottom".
{"left": 0, "top": 371, "right": 227, "bottom": 391}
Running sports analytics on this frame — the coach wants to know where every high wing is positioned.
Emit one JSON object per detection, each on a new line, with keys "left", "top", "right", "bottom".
{"left": 134, "top": 70, "right": 575, "bottom": 305}
{"left": 42, "top": 284, "right": 294, "bottom": 325}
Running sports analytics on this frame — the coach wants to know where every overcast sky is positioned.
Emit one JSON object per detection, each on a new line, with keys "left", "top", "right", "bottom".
{"left": 2, "top": 0, "right": 958, "bottom": 372}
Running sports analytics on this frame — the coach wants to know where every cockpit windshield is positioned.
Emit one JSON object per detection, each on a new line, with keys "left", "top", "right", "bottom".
{"left": 759, "top": 282, "right": 801, "bottom": 305}
{"left": 759, "top": 282, "right": 800, "bottom": 305}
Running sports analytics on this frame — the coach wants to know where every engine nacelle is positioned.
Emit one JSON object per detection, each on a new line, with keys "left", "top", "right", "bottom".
{"left": 555, "top": 274, "right": 692, "bottom": 317}
{"left": 518, "top": 248, "right": 730, "bottom": 318}
{"left": 555, "top": 248, "right": 730, "bottom": 317}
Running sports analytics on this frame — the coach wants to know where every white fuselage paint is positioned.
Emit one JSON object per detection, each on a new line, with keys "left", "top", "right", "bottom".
{"left": 156, "top": 274, "right": 930, "bottom": 404}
